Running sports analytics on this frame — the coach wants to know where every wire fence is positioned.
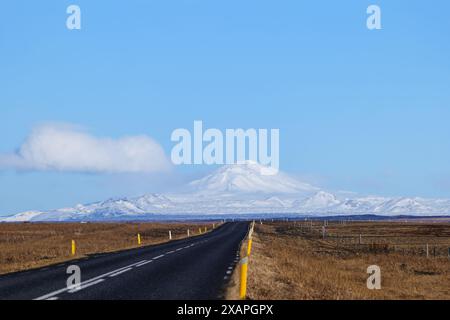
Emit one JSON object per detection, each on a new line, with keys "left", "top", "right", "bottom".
{"left": 279, "top": 221, "right": 450, "bottom": 258}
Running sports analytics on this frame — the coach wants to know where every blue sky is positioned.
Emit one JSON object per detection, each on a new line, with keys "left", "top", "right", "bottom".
{"left": 1, "top": 1, "right": 450, "bottom": 215}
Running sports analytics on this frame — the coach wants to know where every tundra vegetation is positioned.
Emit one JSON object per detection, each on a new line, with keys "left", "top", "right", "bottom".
{"left": 0, "top": 222, "right": 212, "bottom": 275}
{"left": 228, "top": 220, "right": 450, "bottom": 300}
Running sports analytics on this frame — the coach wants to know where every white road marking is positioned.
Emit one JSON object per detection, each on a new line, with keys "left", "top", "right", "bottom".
{"left": 68, "top": 279, "right": 105, "bottom": 293}
{"left": 135, "top": 260, "right": 153, "bottom": 267}
{"left": 167, "top": 251, "right": 175, "bottom": 254}
{"left": 35, "top": 240, "right": 210, "bottom": 300}
{"left": 36, "top": 286, "right": 75, "bottom": 300}
{"left": 226, "top": 271, "right": 232, "bottom": 275}
{"left": 35, "top": 261, "right": 145, "bottom": 300}
{"left": 109, "top": 268, "right": 132, "bottom": 278}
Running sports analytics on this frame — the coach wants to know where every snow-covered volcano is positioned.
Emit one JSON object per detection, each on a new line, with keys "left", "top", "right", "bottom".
{"left": 2, "top": 162, "right": 450, "bottom": 221}
{"left": 188, "top": 161, "right": 318, "bottom": 195}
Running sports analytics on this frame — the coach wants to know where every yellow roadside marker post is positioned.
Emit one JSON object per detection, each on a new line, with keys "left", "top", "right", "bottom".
{"left": 199, "top": 228, "right": 202, "bottom": 234}
{"left": 137, "top": 233, "right": 141, "bottom": 245}
{"left": 71, "top": 240, "right": 76, "bottom": 256}
{"left": 239, "top": 221, "right": 256, "bottom": 300}
{"left": 247, "top": 238, "right": 253, "bottom": 256}
{"left": 239, "top": 256, "right": 249, "bottom": 299}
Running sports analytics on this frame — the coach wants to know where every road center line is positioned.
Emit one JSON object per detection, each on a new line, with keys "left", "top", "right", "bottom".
{"left": 68, "top": 279, "right": 105, "bottom": 293}
{"left": 34, "top": 261, "right": 145, "bottom": 300}
{"left": 109, "top": 268, "right": 132, "bottom": 278}
{"left": 135, "top": 260, "right": 152, "bottom": 267}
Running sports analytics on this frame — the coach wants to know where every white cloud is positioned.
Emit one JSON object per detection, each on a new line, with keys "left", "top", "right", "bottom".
{"left": 0, "top": 124, "right": 171, "bottom": 173}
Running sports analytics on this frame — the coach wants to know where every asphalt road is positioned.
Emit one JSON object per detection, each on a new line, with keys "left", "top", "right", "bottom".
{"left": 0, "top": 222, "right": 249, "bottom": 300}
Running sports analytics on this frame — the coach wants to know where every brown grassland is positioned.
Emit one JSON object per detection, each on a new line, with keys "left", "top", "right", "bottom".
{"left": 0, "top": 222, "right": 214, "bottom": 275}
{"left": 227, "top": 220, "right": 450, "bottom": 300}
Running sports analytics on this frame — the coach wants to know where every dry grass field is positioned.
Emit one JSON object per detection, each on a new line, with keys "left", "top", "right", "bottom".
{"left": 228, "top": 220, "right": 450, "bottom": 300}
{"left": 0, "top": 222, "right": 215, "bottom": 275}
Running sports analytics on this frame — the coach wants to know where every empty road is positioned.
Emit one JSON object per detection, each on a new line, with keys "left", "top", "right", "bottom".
{"left": 0, "top": 222, "right": 249, "bottom": 300}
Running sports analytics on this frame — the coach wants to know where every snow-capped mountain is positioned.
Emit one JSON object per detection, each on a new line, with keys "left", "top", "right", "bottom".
{"left": 294, "top": 191, "right": 340, "bottom": 209}
{"left": 372, "top": 197, "right": 434, "bottom": 214}
{"left": 2, "top": 162, "right": 450, "bottom": 221}
{"left": 1, "top": 194, "right": 175, "bottom": 222}
{"left": 188, "top": 161, "right": 318, "bottom": 195}
{"left": 2, "top": 211, "right": 43, "bottom": 222}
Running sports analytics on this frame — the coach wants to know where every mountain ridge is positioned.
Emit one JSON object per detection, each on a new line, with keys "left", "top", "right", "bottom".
{"left": 2, "top": 162, "right": 450, "bottom": 221}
